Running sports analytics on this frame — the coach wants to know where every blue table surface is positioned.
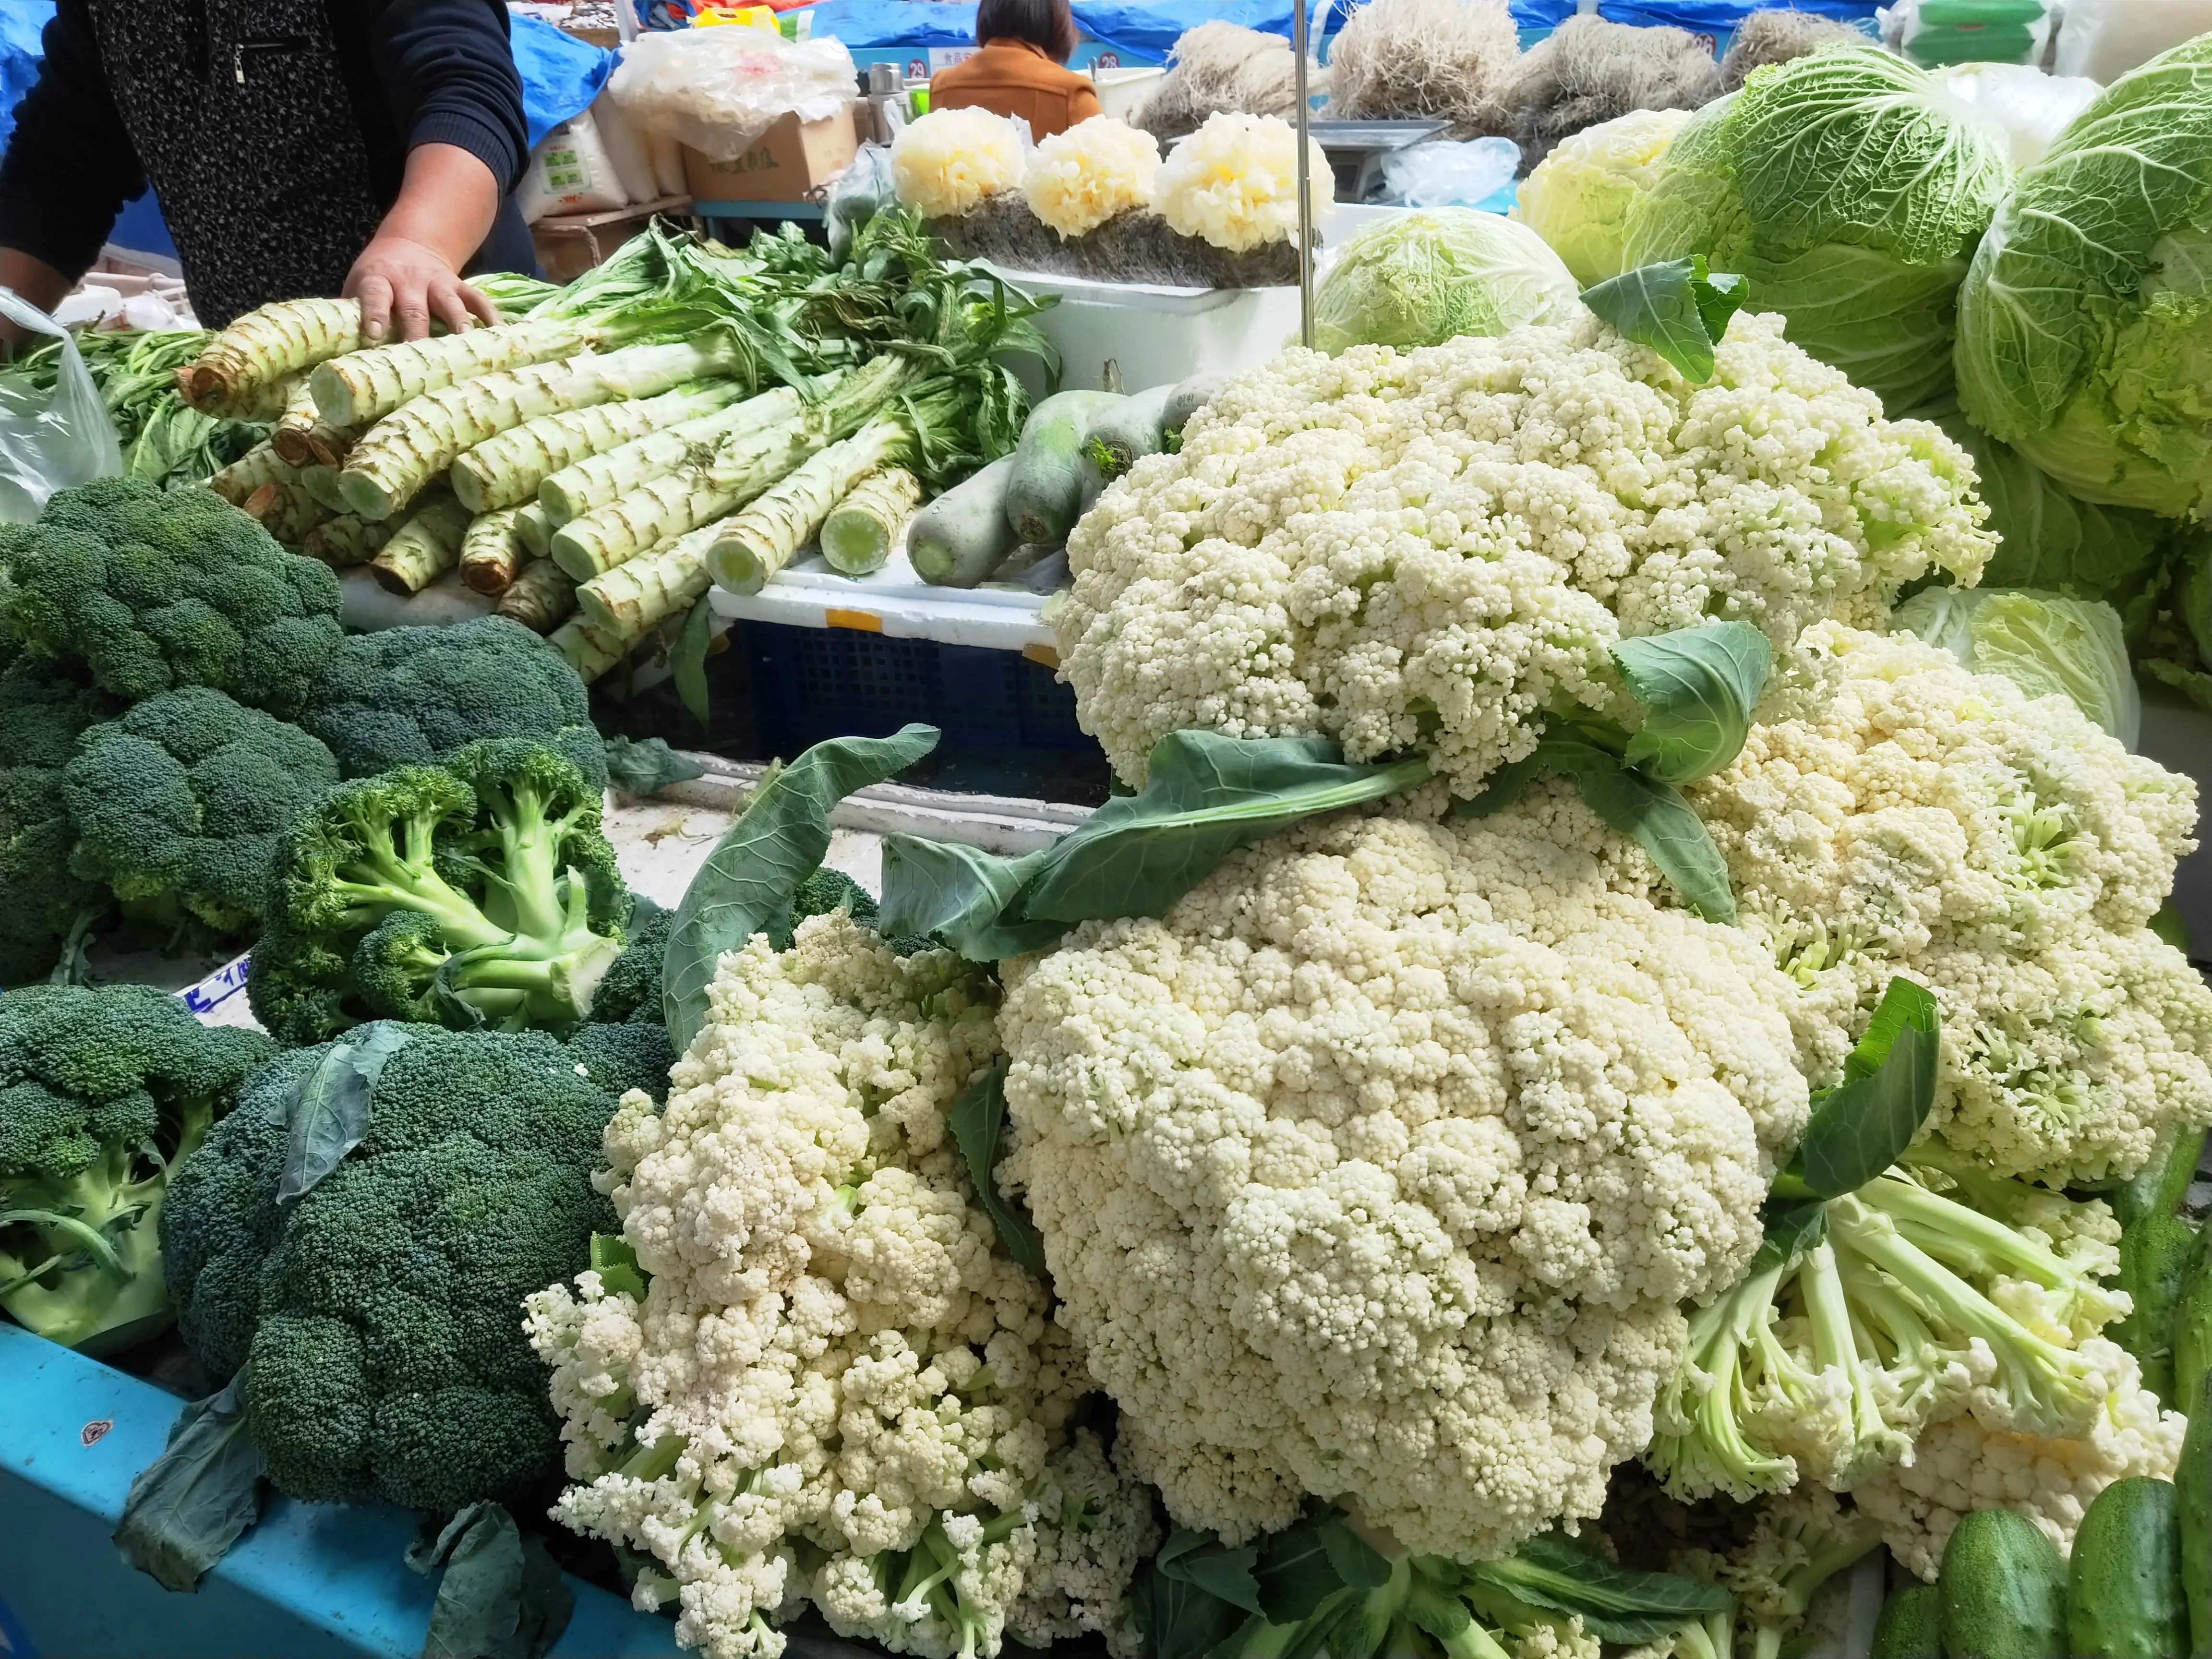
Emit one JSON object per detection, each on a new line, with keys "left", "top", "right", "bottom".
{"left": 0, "top": 1324, "right": 681, "bottom": 1659}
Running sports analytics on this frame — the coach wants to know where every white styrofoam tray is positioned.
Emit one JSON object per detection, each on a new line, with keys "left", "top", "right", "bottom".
{"left": 708, "top": 544, "right": 1060, "bottom": 654}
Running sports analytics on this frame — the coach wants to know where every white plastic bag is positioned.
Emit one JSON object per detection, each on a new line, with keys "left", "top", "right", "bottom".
{"left": 2053, "top": 0, "right": 2212, "bottom": 80}
{"left": 0, "top": 289, "right": 121, "bottom": 522}
{"left": 1933, "top": 62, "right": 2102, "bottom": 167}
{"left": 1380, "top": 138, "right": 1521, "bottom": 212}
{"left": 591, "top": 87, "right": 662, "bottom": 206}
{"left": 607, "top": 27, "right": 858, "bottom": 162}
{"left": 519, "top": 108, "right": 632, "bottom": 224}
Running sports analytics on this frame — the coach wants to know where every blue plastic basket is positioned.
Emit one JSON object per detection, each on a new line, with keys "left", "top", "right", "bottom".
{"left": 737, "top": 621, "right": 1092, "bottom": 757}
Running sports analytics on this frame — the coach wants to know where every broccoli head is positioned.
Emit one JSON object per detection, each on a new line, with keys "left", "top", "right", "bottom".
{"left": 3, "top": 477, "right": 343, "bottom": 717}
{"left": 247, "top": 738, "right": 631, "bottom": 1046}
{"left": 62, "top": 687, "right": 340, "bottom": 938}
{"left": 0, "top": 651, "right": 120, "bottom": 984}
{"left": 161, "top": 1022, "right": 666, "bottom": 1512}
{"left": 0, "top": 983, "right": 273, "bottom": 1353}
{"left": 299, "top": 616, "right": 608, "bottom": 788}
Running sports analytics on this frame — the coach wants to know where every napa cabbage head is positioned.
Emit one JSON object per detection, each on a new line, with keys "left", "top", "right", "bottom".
{"left": 1311, "top": 206, "right": 1584, "bottom": 354}
{"left": 1513, "top": 107, "right": 1694, "bottom": 287}
{"left": 1954, "top": 35, "right": 2212, "bottom": 520}
{"left": 1623, "top": 47, "right": 2012, "bottom": 412}
{"left": 1892, "top": 585, "right": 2140, "bottom": 747}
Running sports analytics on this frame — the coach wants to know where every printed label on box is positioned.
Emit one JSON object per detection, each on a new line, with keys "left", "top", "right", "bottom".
{"left": 927, "top": 46, "right": 978, "bottom": 70}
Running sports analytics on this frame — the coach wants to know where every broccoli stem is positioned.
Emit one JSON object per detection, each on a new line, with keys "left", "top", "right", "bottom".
{"left": 334, "top": 803, "right": 511, "bottom": 952}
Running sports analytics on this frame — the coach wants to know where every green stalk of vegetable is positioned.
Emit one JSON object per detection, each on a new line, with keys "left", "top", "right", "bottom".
{"left": 205, "top": 443, "right": 293, "bottom": 506}
{"left": 449, "top": 380, "right": 749, "bottom": 515}
{"left": 708, "top": 421, "right": 909, "bottom": 595}
{"left": 298, "top": 464, "right": 349, "bottom": 514}
{"left": 270, "top": 378, "right": 323, "bottom": 465}
{"left": 227, "top": 371, "right": 308, "bottom": 426}
{"left": 304, "top": 513, "right": 397, "bottom": 568}
{"left": 548, "top": 419, "right": 818, "bottom": 582}
{"left": 576, "top": 520, "right": 727, "bottom": 640}
{"left": 495, "top": 559, "right": 578, "bottom": 634}
{"left": 549, "top": 617, "right": 629, "bottom": 682}
{"left": 180, "top": 297, "right": 362, "bottom": 414}
{"left": 535, "top": 384, "right": 806, "bottom": 525}
{"left": 909, "top": 455, "right": 1019, "bottom": 587}
{"left": 458, "top": 506, "right": 529, "bottom": 595}
{"left": 241, "top": 480, "right": 329, "bottom": 545}
{"left": 337, "top": 336, "right": 752, "bottom": 522}
{"left": 370, "top": 493, "right": 473, "bottom": 595}
{"left": 820, "top": 467, "right": 920, "bottom": 576}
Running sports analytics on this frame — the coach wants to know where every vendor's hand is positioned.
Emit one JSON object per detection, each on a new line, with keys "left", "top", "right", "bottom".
{"left": 343, "top": 233, "right": 500, "bottom": 343}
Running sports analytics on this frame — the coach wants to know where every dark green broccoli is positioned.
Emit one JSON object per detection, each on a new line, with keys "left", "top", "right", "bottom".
{"left": 586, "top": 900, "right": 671, "bottom": 1025}
{"left": 247, "top": 738, "right": 631, "bottom": 1046}
{"left": 161, "top": 1022, "right": 670, "bottom": 1512}
{"left": 61, "top": 687, "right": 339, "bottom": 938}
{"left": 0, "top": 983, "right": 274, "bottom": 1354}
{"left": 4, "top": 477, "right": 343, "bottom": 717}
{"left": 299, "top": 616, "right": 608, "bottom": 788}
{"left": 0, "top": 651, "right": 120, "bottom": 985}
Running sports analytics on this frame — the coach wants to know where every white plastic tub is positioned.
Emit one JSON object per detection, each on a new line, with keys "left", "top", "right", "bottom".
{"left": 993, "top": 266, "right": 1303, "bottom": 397}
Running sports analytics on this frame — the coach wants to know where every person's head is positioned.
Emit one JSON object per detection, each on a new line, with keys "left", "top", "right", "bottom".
{"left": 975, "top": 0, "right": 1079, "bottom": 62}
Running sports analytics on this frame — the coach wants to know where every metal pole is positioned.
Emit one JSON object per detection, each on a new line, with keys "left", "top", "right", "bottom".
{"left": 1292, "top": 0, "right": 1314, "bottom": 349}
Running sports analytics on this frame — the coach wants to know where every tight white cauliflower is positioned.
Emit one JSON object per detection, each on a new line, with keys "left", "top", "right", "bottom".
{"left": 528, "top": 915, "right": 1156, "bottom": 1659}
{"left": 1023, "top": 116, "right": 1161, "bottom": 238}
{"left": 1852, "top": 1345, "right": 2189, "bottom": 1580}
{"left": 891, "top": 107, "right": 1026, "bottom": 219}
{"left": 1154, "top": 110, "right": 1334, "bottom": 252}
{"left": 1056, "top": 311, "right": 1992, "bottom": 793}
{"left": 1690, "top": 622, "right": 2212, "bottom": 1185}
{"left": 998, "top": 786, "right": 1811, "bottom": 1562}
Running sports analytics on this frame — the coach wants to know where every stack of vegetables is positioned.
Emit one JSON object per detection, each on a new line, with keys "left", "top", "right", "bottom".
{"left": 175, "top": 214, "right": 1051, "bottom": 686}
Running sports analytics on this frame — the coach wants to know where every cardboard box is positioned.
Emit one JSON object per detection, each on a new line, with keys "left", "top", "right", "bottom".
{"left": 681, "top": 104, "right": 859, "bottom": 204}
{"left": 529, "top": 196, "right": 692, "bottom": 285}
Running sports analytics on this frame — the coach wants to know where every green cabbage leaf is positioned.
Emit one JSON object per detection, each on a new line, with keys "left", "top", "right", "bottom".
{"left": 1312, "top": 207, "right": 1584, "bottom": 354}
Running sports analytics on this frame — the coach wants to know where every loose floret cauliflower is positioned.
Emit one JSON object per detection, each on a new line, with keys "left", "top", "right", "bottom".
{"left": 529, "top": 913, "right": 1156, "bottom": 1659}
{"left": 997, "top": 786, "right": 1812, "bottom": 1562}
{"left": 891, "top": 108, "right": 1027, "bottom": 221}
{"left": 1851, "top": 1345, "right": 2188, "bottom": 1580}
{"left": 1153, "top": 111, "right": 1334, "bottom": 252}
{"left": 1689, "top": 622, "right": 2212, "bottom": 1185}
{"left": 1023, "top": 116, "right": 1161, "bottom": 239}
{"left": 1056, "top": 311, "right": 1992, "bottom": 793}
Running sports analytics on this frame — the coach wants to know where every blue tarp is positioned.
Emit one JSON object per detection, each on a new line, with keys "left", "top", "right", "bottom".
{"left": 1598, "top": 0, "right": 1878, "bottom": 34}
{"left": 0, "top": 1, "right": 55, "bottom": 157}
{"left": 799, "top": 0, "right": 986, "bottom": 47}
{"left": 807, "top": 0, "right": 1574, "bottom": 59}
{"left": 512, "top": 12, "right": 616, "bottom": 148}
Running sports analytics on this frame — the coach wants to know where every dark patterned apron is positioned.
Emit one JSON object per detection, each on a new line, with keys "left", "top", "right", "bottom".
{"left": 84, "top": 0, "right": 386, "bottom": 328}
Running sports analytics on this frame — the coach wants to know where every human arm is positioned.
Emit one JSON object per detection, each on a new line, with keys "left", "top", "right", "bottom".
{"left": 342, "top": 143, "right": 503, "bottom": 342}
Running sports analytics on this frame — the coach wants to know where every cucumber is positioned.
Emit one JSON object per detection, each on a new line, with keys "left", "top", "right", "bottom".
{"left": 2182, "top": 1375, "right": 2210, "bottom": 1659}
{"left": 2178, "top": 1220, "right": 2212, "bottom": 1418}
{"left": 2113, "top": 1129, "right": 2208, "bottom": 1227}
{"left": 2068, "top": 1477, "right": 2187, "bottom": 1659}
{"left": 1163, "top": 371, "right": 1233, "bottom": 443}
{"left": 911, "top": 455, "right": 1022, "bottom": 589}
{"left": 2113, "top": 1213, "right": 2197, "bottom": 1406}
{"left": 1874, "top": 1583, "right": 1945, "bottom": 1658}
{"left": 1004, "top": 390, "right": 1123, "bottom": 546}
{"left": 1940, "top": 1509, "right": 2067, "bottom": 1659}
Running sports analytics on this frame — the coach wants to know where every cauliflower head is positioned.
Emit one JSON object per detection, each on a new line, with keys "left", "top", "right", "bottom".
{"left": 1690, "top": 622, "right": 2212, "bottom": 1185}
{"left": 1056, "top": 310, "right": 1993, "bottom": 793}
{"left": 1154, "top": 111, "right": 1334, "bottom": 252}
{"left": 1023, "top": 116, "right": 1161, "bottom": 239}
{"left": 892, "top": 108, "right": 1027, "bottom": 220}
{"left": 528, "top": 914, "right": 1155, "bottom": 1659}
{"left": 1513, "top": 107, "right": 1695, "bottom": 288}
{"left": 1851, "top": 1343, "right": 2188, "bottom": 1580}
{"left": 998, "top": 788, "right": 1811, "bottom": 1562}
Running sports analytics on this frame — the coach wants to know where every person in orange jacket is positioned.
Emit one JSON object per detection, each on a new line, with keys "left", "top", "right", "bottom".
{"left": 928, "top": 0, "right": 1103, "bottom": 140}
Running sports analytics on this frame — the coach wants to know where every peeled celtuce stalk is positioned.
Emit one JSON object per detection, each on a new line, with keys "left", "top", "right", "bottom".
{"left": 548, "top": 420, "right": 816, "bottom": 581}
{"left": 535, "top": 385, "right": 803, "bottom": 525}
{"left": 449, "top": 380, "right": 749, "bottom": 514}
{"left": 514, "top": 500, "right": 554, "bottom": 560}
{"left": 819, "top": 466, "right": 921, "bottom": 577}
{"left": 337, "top": 337, "right": 748, "bottom": 522}
{"left": 459, "top": 506, "right": 529, "bottom": 594}
{"left": 495, "top": 558, "right": 579, "bottom": 633}
{"left": 576, "top": 520, "right": 724, "bottom": 637}
{"left": 206, "top": 443, "right": 293, "bottom": 506}
{"left": 310, "top": 317, "right": 592, "bottom": 429}
{"left": 298, "top": 463, "right": 349, "bottom": 513}
{"left": 708, "top": 422, "right": 906, "bottom": 595}
{"left": 305, "top": 513, "right": 397, "bottom": 568}
{"left": 229, "top": 371, "right": 308, "bottom": 425}
{"left": 549, "top": 617, "right": 630, "bottom": 682}
{"left": 271, "top": 379, "right": 324, "bottom": 465}
{"left": 179, "top": 297, "right": 361, "bottom": 414}
{"left": 370, "top": 493, "right": 473, "bottom": 595}
{"left": 242, "top": 480, "right": 330, "bottom": 545}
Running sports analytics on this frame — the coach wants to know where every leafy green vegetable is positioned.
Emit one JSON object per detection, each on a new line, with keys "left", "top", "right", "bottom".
{"left": 1581, "top": 257, "right": 1749, "bottom": 384}
{"left": 1312, "top": 208, "right": 1585, "bottom": 355}
{"left": 672, "top": 599, "right": 715, "bottom": 726}
{"left": 589, "top": 1233, "right": 648, "bottom": 1299}
{"left": 1774, "top": 976, "right": 1941, "bottom": 1200}
{"left": 946, "top": 1065, "right": 1046, "bottom": 1275}
{"left": 406, "top": 1502, "right": 574, "bottom": 1659}
{"left": 661, "top": 725, "right": 938, "bottom": 1051}
{"left": 601, "top": 735, "right": 706, "bottom": 796}
{"left": 1613, "top": 621, "right": 1771, "bottom": 784}
{"left": 275, "top": 1022, "right": 411, "bottom": 1206}
{"left": 1893, "top": 586, "right": 2140, "bottom": 745}
{"left": 1955, "top": 34, "right": 2212, "bottom": 517}
{"left": 1469, "top": 1535, "right": 1734, "bottom": 1646}
{"left": 112, "top": 1377, "right": 269, "bottom": 1592}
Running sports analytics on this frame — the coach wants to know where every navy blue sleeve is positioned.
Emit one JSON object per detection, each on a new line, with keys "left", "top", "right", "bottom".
{"left": 0, "top": 0, "right": 144, "bottom": 283}
{"left": 364, "top": 0, "right": 530, "bottom": 194}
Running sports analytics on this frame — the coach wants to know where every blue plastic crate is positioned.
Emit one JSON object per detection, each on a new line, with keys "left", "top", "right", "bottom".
{"left": 738, "top": 622, "right": 1092, "bottom": 757}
